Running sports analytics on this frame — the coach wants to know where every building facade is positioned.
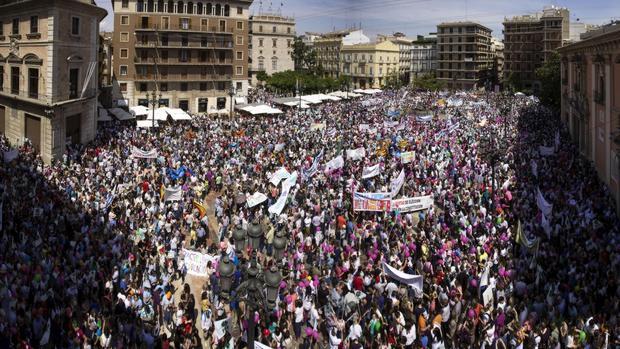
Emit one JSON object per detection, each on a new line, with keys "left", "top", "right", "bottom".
{"left": 436, "top": 22, "right": 492, "bottom": 90}
{"left": 491, "top": 37, "right": 504, "bottom": 84}
{"left": 248, "top": 13, "right": 295, "bottom": 86}
{"left": 559, "top": 22, "right": 620, "bottom": 213}
{"left": 503, "top": 6, "right": 569, "bottom": 90}
{"left": 0, "top": 0, "right": 106, "bottom": 163}
{"left": 315, "top": 29, "right": 369, "bottom": 79}
{"left": 411, "top": 34, "right": 438, "bottom": 81}
{"left": 111, "top": 0, "right": 252, "bottom": 114}
{"left": 340, "top": 40, "right": 399, "bottom": 89}
{"left": 377, "top": 33, "right": 412, "bottom": 84}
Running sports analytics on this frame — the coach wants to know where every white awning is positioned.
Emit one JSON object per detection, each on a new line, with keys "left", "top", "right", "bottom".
{"left": 129, "top": 105, "right": 150, "bottom": 117}
{"left": 98, "top": 108, "right": 113, "bottom": 122}
{"left": 136, "top": 120, "right": 159, "bottom": 128}
{"left": 218, "top": 109, "right": 229, "bottom": 114}
{"left": 168, "top": 108, "right": 192, "bottom": 121}
{"left": 143, "top": 108, "right": 170, "bottom": 121}
{"left": 241, "top": 104, "right": 283, "bottom": 115}
{"left": 108, "top": 108, "right": 135, "bottom": 120}
{"left": 354, "top": 89, "right": 382, "bottom": 95}
{"left": 235, "top": 97, "right": 248, "bottom": 105}
{"left": 300, "top": 95, "right": 324, "bottom": 104}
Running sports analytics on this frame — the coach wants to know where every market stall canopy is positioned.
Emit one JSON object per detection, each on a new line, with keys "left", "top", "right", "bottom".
{"left": 98, "top": 108, "right": 113, "bottom": 122}
{"left": 168, "top": 108, "right": 192, "bottom": 121}
{"left": 108, "top": 108, "right": 135, "bottom": 121}
{"left": 353, "top": 88, "right": 382, "bottom": 95}
{"left": 143, "top": 108, "right": 170, "bottom": 121}
{"left": 235, "top": 97, "right": 248, "bottom": 105}
{"left": 129, "top": 105, "right": 150, "bottom": 117}
{"left": 136, "top": 120, "right": 159, "bottom": 128}
{"left": 238, "top": 104, "right": 283, "bottom": 115}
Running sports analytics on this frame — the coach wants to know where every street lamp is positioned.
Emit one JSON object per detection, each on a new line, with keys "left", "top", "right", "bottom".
{"left": 218, "top": 253, "right": 283, "bottom": 349}
{"left": 228, "top": 84, "right": 236, "bottom": 118}
{"left": 218, "top": 255, "right": 235, "bottom": 299}
{"left": 295, "top": 78, "right": 301, "bottom": 117}
{"left": 146, "top": 90, "right": 162, "bottom": 131}
{"left": 247, "top": 218, "right": 262, "bottom": 251}
{"left": 272, "top": 230, "right": 287, "bottom": 261}
{"left": 233, "top": 223, "right": 247, "bottom": 252}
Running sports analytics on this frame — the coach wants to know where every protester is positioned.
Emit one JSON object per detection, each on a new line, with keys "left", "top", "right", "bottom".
{"left": 0, "top": 87, "right": 617, "bottom": 348}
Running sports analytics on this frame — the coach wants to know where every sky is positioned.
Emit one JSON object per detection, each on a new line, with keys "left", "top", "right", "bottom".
{"left": 98, "top": 0, "right": 620, "bottom": 39}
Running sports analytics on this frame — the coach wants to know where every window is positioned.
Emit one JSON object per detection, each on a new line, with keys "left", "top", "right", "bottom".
{"left": 236, "top": 82, "right": 242, "bottom": 90}
{"left": 160, "top": 83, "right": 168, "bottom": 91}
{"left": 272, "top": 38, "right": 277, "bottom": 48}
{"left": 180, "top": 82, "right": 188, "bottom": 91}
{"left": 237, "top": 6, "right": 242, "bottom": 14}
{"left": 12, "top": 18, "right": 19, "bottom": 35}
{"left": 139, "top": 83, "right": 147, "bottom": 92}
{"left": 121, "top": 16, "right": 129, "bottom": 25}
{"left": 180, "top": 18, "right": 190, "bottom": 30}
{"left": 201, "top": 18, "right": 208, "bottom": 30}
{"left": 161, "top": 50, "right": 168, "bottom": 61}
{"left": 287, "top": 39, "right": 291, "bottom": 48}
{"left": 219, "top": 20, "right": 226, "bottom": 32}
{"left": 287, "top": 27, "right": 291, "bottom": 34}
{"left": 122, "top": 0, "right": 129, "bottom": 8}
{"left": 259, "top": 25, "right": 263, "bottom": 32}
{"left": 199, "top": 51, "right": 207, "bottom": 62}
{"left": 258, "top": 38, "right": 263, "bottom": 47}
{"left": 69, "top": 68, "right": 79, "bottom": 98}
{"left": 272, "top": 58, "right": 277, "bottom": 71}
{"left": 236, "top": 66, "right": 243, "bottom": 75}
{"left": 236, "top": 21, "right": 243, "bottom": 30}
{"left": 258, "top": 57, "right": 264, "bottom": 70}
{"left": 11, "top": 67, "right": 19, "bottom": 95}
{"left": 0, "top": 22, "right": 3, "bottom": 36}
{"left": 161, "top": 33, "right": 168, "bottom": 46}
{"left": 119, "top": 82, "right": 127, "bottom": 92}
{"left": 71, "top": 17, "right": 80, "bottom": 35}
{"left": 200, "top": 82, "right": 207, "bottom": 91}
{"left": 119, "top": 65, "right": 128, "bottom": 76}
{"left": 179, "top": 49, "right": 188, "bottom": 62}
{"left": 236, "top": 36, "right": 243, "bottom": 45}
{"left": 161, "top": 17, "right": 170, "bottom": 29}
{"left": 236, "top": 51, "right": 242, "bottom": 60}
{"left": 30, "top": 16, "right": 38, "bottom": 33}
{"left": 272, "top": 26, "right": 276, "bottom": 33}
{"left": 0, "top": 66, "right": 3, "bottom": 90}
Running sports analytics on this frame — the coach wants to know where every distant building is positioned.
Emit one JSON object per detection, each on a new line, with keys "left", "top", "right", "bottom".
{"left": 377, "top": 33, "right": 413, "bottom": 84}
{"left": 0, "top": 0, "right": 106, "bottom": 163}
{"left": 558, "top": 21, "right": 620, "bottom": 214}
{"left": 503, "top": 6, "right": 569, "bottom": 90}
{"left": 491, "top": 37, "right": 504, "bottom": 83}
{"left": 300, "top": 32, "right": 320, "bottom": 49}
{"left": 340, "top": 40, "right": 399, "bottom": 89}
{"left": 436, "top": 22, "right": 493, "bottom": 90}
{"left": 410, "top": 33, "right": 438, "bottom": 82}
{"left": 569, "top": 22, "right": 598, "bottom": 42}
{"left": 248, "top": 13, "right": 295, "bottom": 85}
{"left": 100, "top": 32, "right": 114, "bottom": 88}
{"left": 315, "top": 28, "right": 369, "bottom": 79}
{"left": 111, "top": 0, "right": 252, "bottom": 114}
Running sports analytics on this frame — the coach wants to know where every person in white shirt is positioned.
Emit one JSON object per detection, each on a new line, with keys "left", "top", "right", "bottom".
{"left": 347, "top": 318, "right": 362, "bottom": 341}
{"left": 402, "top": 322, "right": 416, "bottom": 348}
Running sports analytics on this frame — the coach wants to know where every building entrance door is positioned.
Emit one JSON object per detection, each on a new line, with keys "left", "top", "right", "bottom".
{"left": 66, "top": 114, "right": 81, "bottom": 144}
{"left": 25, "top": 114, "right": 41, "bottom": 151}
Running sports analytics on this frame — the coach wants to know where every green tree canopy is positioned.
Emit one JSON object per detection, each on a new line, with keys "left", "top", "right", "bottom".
{"left": 291, "top": 37, "right": 317, "bottom": 72}
{"left": 535, "top": 52, "right": 561, "bottom": 111}
{"left": 411, "top": 72, "right": 445, "bottom": 91}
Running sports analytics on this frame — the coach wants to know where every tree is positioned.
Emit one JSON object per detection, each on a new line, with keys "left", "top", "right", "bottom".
{"left": 503, "top": 71, "right": 523, "bottom": 92}
{"left": 384, "top": 71, "right": 402, "bottom": 89}
{"left": 290, "top": 37, "right": 317, "bottom": 72}
{"left": 411, "top": 72, "right": 445, "bottom": 91}
{"left": 535, "top": 52, "right": 561, "bottom": 110}
{"left": 256, "top": 71, "right": 269, "bottom": 84}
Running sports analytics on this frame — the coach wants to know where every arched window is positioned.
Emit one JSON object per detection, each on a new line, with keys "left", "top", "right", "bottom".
{"left": 23, "top": 53, "right": 43, "bottom": 65}
{"left": 137, "top": 0, "right": 144, "bottom": 12}
{"left": 224, "top": 4, "right": 230, "bottom": 16}
{"left": 196, "top": 2, "right": 203, "bottom": 14}
{"left": 187, "top": 1, "right": 193, "bottom": 14}
{"left": 206, "top": 3, "right": 212, "bottom": 15}
{"left": 215, "top": 4, "right": 221, "bottom": 16}
{"left": 177, "top": 1, "right": 184, "bottom": 13}
{"left": 146, "top": 0, "right": 154, "bottom": 12}
{"left": 157, "top": 0, "right": 164, "bottom": 12}
{"left": 167, "top": 0, "right": 174, "bottom": 13}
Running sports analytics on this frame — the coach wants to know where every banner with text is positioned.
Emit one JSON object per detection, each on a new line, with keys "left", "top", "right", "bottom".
{"left": 182, "top": 249, "right": 219, "bottom": 276}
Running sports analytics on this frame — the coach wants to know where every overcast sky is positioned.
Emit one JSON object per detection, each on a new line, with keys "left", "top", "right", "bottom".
{"left": 98, "top": 0, "right": 620, "bottom": 39}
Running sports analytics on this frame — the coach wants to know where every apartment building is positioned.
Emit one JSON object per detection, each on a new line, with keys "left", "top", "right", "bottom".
{"left": 248, "top": 13, "right": 295, "bottom": 85}
{"left": 377, "top": 33, "right": 412, "bottom": 84}
{"left": 503, "top": 6, "right": 569, "bottom": 90}
{"left": 411, "top": 33, "right": 438, "bottom": 81}
{"left": 558, "top": 22, "right": 620, "bottom": 213}
{"left": 436, "top": 22, "right": 493, "bottom": 90}
{"left": 491, "top": 37, "right": 504, "bottom": 83}
{"left": 111, "top": 0, "right": 252, "bottom": 114}
{"left": 0, "top": 0, "right": 106, "bottom": 163}
{"left": 340, "top": 40, "right": 399, "bottom": 89}
{"left": 315, "top": 28, "right": 369, "bottom": 79}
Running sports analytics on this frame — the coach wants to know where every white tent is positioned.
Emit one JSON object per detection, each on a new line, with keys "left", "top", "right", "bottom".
{"left": 168, "top": 108, "right": 192, "bottom": 121}
{"left": 282, "top": 101, "right": 311, "bottom": 109}
{"left": 129, "top": 105, "right": 150, "bottom": 117}
{"left": 299, "top": 95, "right": 323, "bottom": 104}
{"left": 354, "top": 88, "right": 382, "bottom": 95}
{"left": 317, "top": 93, "right": 341, "bottom": 101}
{"left": 240, "top": 104, "right": 283, "bottom": 115}
{"left": 98, "top": 108, "right": 113, "bottom": 122}
{"left": 136, "top": 120, "right": 159, "bottom": 128}
{"left": 108, "top": 108, "right": 134, "bottom": 121}
{"left": 143, "top": 107, "right": 169, "bottom": 121}
{"left": 218, "top": 109, "right": 229, "bottom": 115}
{"left": 235, "top": 97, "right": 248, "bottom": 105}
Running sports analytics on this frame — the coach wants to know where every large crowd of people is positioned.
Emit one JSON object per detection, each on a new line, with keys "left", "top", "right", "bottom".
{"left": 0, "top": 88, "right": 618, "bottom": 349}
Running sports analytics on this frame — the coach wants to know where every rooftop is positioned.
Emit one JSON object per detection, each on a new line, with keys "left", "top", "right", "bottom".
{"left": 437, "top": 21, "right": 492, "bottom": 31}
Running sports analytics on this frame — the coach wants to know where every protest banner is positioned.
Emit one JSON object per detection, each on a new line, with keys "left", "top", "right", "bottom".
{"left": 416, "top": 114, "right": 433, "bottom": 122}
{"left": 362, "top": 163, "right": 382, "bottom": 179}
{"left": 353, "top": 192, "right": 391, "bottom": 212}
{"left": 539, "top": 146, "right": 555, "bottom": 157}
{"left": 389, "top": 169, "right": 405, "bottom": 197}
{"left": 274, "top": 143, "right": 285, "bottom": 152}
{"left": 182, "top": 248, "right": 219, "bottom": 276}
{"left": 482, "top": 286, "right": 494, "bottom": 307}
{"left": 325, "top": 155, "right": 344, "bottom": 172}
{"left": 269, "top": 167, "right": 291, "bottom": 186}
{"left": 346, "top": 147, "right": 366, "bottom": 161}
{"left": 131, "top": 146, "right": 158, "bottom": 159}
{"left": 400, "top": 151, "right": 415, "bottom": 164}
{"left": 303, "top": 150, "right": 323, "bottom": 178}
{"left": 247, "top": 192, "right": 268, "bottom": 207}
{"left": 391, "top": 195, "right": 434, "bottom": 213}
{"left": 536, "top": 187, "right": 553, "bottom": 216}
{"left": 164, "top": 186, "right": 183, "bottom": 201}
{"left": 382, "top": 262, "right": 423, "bottom": 293}
{"left": 310, "top": 122, "right": 326, "bottom": 131}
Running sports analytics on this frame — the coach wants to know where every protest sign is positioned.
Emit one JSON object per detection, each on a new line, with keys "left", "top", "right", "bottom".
{"left": 391, "top": 195, "right": 434, "bottom": 213}
{"left": 382, "top": 262, "right": 423, "bottom": 293}
{"left": 269, "top": 167, "right": 291, "bottom": 186}
{"left": 361, "top": 163, "right": 381, "bottom": 179}
{"left": 400, "top": 151, "right": 415, "bottom": 164}
{"left": 164, "top": 186, "right": 183, "bottom": 201}
{"left": 325, "top": 155, "right": 344, "bottom": 172}
{"left": 182, "top": 249, "right": 219, "bottom": 276}
{"left": 247, "top": 192, "right": 268, "bottom": 208}
{"left": 346, "top": 147, "right": 366, "bottom": 161}
{"left": 131, "top": 146, "right": 158, "bottom": 159}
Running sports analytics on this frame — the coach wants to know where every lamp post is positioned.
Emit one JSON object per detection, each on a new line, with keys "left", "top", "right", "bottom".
{"left": 228, "top": 84, "right": 236, "bottom": 119}
{"left": 272, "top": 230, "right": 287, "bottom": 261}
{"left": 146, "top": 90, "right": 162, "bottom": 131}
{"left": 218, "top": 253, "right": 283, "bottom": 349}
{"left": 232, "top": 223, "right": 247, "bottom": 253}
{"left": 295, "top": 78, "right": 301, "bottom": 117}
{"left": 247, "top": 218, "right": 262, "bottom": 251}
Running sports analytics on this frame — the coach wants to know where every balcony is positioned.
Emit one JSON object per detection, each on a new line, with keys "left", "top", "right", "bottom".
{"left": 0, "top": 86, "right": 97, "bottom": 104}
{"left": 134, "top": 57, "right": 232, "bottom": 65}
{"left": 134, "top": 74, "right": 232, "bottom": 81}
{"left": 136, "top": 42, "right": 233, "bottom": 49}
{"left": 136, "top": 23, "right": 233, "bottom": 34}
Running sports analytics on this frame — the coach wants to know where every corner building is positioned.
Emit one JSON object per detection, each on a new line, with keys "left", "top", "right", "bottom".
{"left": 111, "top": 0, "right": 252, "bottom": 113}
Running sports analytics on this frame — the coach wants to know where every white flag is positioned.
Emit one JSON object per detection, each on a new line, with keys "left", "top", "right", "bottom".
{"left": 389, "top": 169, "right": 405, "bottom": 197}
{"left": 536, "top": 188, "right": 553, "bottom": 216}
{"left": 325, "top": 155, "right": 344, "bottom": 172}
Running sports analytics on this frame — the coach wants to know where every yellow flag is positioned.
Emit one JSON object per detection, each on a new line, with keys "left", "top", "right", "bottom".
{"left": 193, "top": 200, "right": 207, "bottom": 219}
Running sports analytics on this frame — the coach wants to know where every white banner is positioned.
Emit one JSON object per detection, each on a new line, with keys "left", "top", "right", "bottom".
{"left": 416, "top": 114, "right": 433, "bottom": 122}
{"left": 482, "top": 286, "right": 494, "bottom": 307}
{"left": 362, "top": 163, "right": 382, "bottom": 179}
{"left": 539, "top": 146, "right": 555, "bottom": 157}
{"left": 536, "top": 188, "right": 553, "bottom": 216}
{"left": 400, "top": 151, "right": 415, "bottom": 164}
{"left": 346, "top": 147, "right": 366, "bottom": 161}
{"left": 389, "top": 169, "right": 405, "bottom": 197}
{"left": 282, "top": 171, "right": 298, "bottom": 192}
{"left": 247, "top": 192, "right": 268, "bottom": 208}
{"left": 382, "top": 262, "right": 423, "bottom": 293}
{"left": 358, "top": 124, "right": 370, "bottom": 131}
{"left": 310, "top": 122, "right": 326, "bottom": 131}
{"left": 268, "top": 171, "right": 298, "bottom": 215}
{"left": 274, "top": 143, "right": 285, "bottom": 152}
{"left": 3, "top": 149, "right": 18, "bottom": 163}
{"left": 214, "top": 318, "right": 228, "bottom": 340}
{"left": 325, "top": 155, "right": 344, "bottom": 172}
{"left": 182, "top": 248, "right": 219, "bottom": 276}
{"left": 541, "top": 211, "right": 552, "bottom": 239}
{"left": 269, "top": 167, "right": 291, "bottom": 186}
{"left": 164, "top": 186, "right": 183, "bottom": 202}
{"left": 131, "top": 146, "right": 158, "bottom": 159}
{"left": 391, "top": 195, "right": 433, "bottom": 213}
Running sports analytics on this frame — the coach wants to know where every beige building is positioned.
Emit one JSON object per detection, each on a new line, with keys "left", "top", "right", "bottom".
{"left": 248, "top": 13, "right": 295, "bottom": 85}
{"left": 491, "top": 37, "right": 504, "bottom": 83}
{"left": 503, "top": 6, "right": 569, "bottom": 90}
{"left": 377, "top": 33, "right": 412, "bottom": 84}
{"left": 315, "top": 28, "right": 369, "bottom": 79}
{"left": 411, "top": 34, "right": 438, "bottom": 81}
{"left": 340, "top": 40, "right": 399, "bottom": 89}
{"left": 0, "top": 0, "right": 106, "bottom": 163}
{"left": 436, "top": 22, "right": 493, "bottom": 90}
{"left": 559, "top": 22, "right": 620, "bottom": 214}
{"left": 111, "top": 0, "right": 252, "bottom": 114}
